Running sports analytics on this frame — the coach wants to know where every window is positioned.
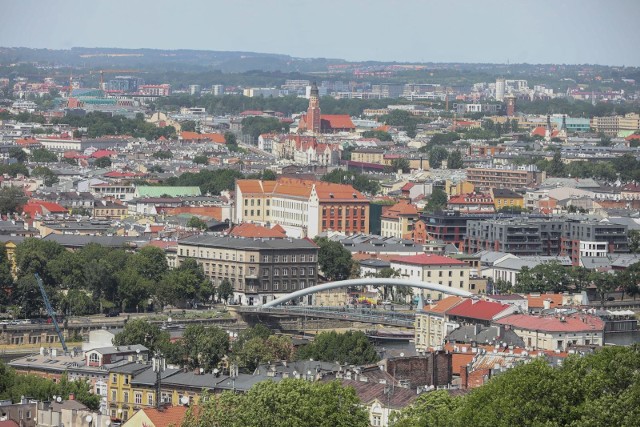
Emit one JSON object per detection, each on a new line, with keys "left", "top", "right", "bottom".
{"left": 309, "top": 267, "right": 314, "bottom": 275}
{"left": 448, "top": 271, "right": 452, "bottom": 277}
{"left": 250, "top": 255, "right": 255, "bottom": 262}
{"left": 439, "top": 271, "right": 443, "bottom": 277}
{"left": 111, "top": 390, "right": 117, "bottom": 402}
{"left": 262, "top": 268, "right": 270, "bottom": 277}
{"left": 147, "top": 393, "right": 154, "bottom": 406}
{"left": 124, "top": 375, "right": 129, "bottom": 385}
{"left": 300, "top": 255, "right": 306, "bottom": 262}
{"left": 283, "top": 268, "right": 288, "bottom": 276}
{"left": 262, "top": 255, "right": 269, "bottom": 262}
{"left": 274, "top": 255, "right": 280, "bottom": 262}
{"left": 372, "top": 415, "right": 382, "bottom": 426}
{"left": 89, "top": 353, "right": 99, "bottom": 364}
{"left": 112, "top": 374, "right": 117, "bottom": 383}
{"left": 123, "top": 411, "right": 129, "bottom": 421}
{"left": 299, "top": 267, "right": 305, "bottom": 276}
{"left": 274, "top": 282, "right": 279, "bottom": 291}
{"left": 274, "top": 268, "right": 279, "bottom": 276}
{"left": 291, "top": 255, "right": 297, "bottom": 262}
{"left": 309, "top": 255, "right": 314, "bottom": 262}
{"left": 283, "top": 255, "right": 288, "bottom": 262}
{"left": 135, "top": 392, "right": 142, "bottom": 405}
{"left": 123, "top": 391, "right": 129, "bottom": 403}
{"left": 244, "top": 199, "right": 248, "bottom": 206}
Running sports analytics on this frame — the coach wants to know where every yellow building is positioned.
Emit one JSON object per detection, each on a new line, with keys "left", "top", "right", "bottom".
{"left": 380, "top": 200, "right": 419, "bottom": 239}
{"left": 445, "top": 180, "right": 474, "bottom": 197}
{"left": 351, "top": 148, "right": 385, "bottom": 164}
{"left": 107, "top": 364, "right": 150, "bottom": 422}
{"left": 490, "top": 188, "right": 525, "bottom": 210}
{"left": 414, "top": 296, "right": 464, "bottom": 352}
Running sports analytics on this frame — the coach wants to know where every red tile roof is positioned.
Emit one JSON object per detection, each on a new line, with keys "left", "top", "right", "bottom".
{"left": 445, "top": 299, "right": 512, "bottom": 321}
{"left": 23, "top": 200, "right": 67, "bottom": 217}
{"left": 135, "top": 405, "right": 190, "bottom": 427}
{"left": 230, "top": 223, "right": 286, "bottom": 238}
{"left": 391, "top": 253, "right": 466, "bottom": 266}
{"left": 495, "top": 313, "right": 604, "bottom": 332}
{"left": 381, "top": 200, "right": 418, "bottom": 219}
{"left": 181, "top": 131, "right": 226, "bottom": 143}
{"left": 91, "top": 149, "right": 116, "bottom": 159}
{"left": 526, "top": 293, "right": 563, "bottom": 309}
{"left": 321, "top": 114, "right": 355, "bottom": 129}
{"left": 423, "top": 296, "right": 465, "bottom": 315}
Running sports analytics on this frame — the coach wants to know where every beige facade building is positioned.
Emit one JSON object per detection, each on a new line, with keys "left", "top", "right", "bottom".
{"left": 380, "top": 200, "right": 419, "bottom": 238}
{"left": 494, "top": 314, "right": 604, "bottom": 351}
{"left": 466, "top": 166, "right": 546, "bottom": 191}
{"left": 390, "top": 254, "right": 473, "bottom": 301}
{"left": 591, "top": 113, "right": 640, "bottom": 136}
{"left": 177, "top": 235, "right": 318, "bottom": 306}
{"left": 415, "top": 296, "right": 464, "bottom": 352}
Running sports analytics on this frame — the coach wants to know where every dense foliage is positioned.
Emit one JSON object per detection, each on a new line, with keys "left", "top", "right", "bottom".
{"left": 52, "top": 112, "right": 176, "bottom": 140}
{"left": 164, "top": 168, "right": 244, "bottom": 195}
{"left": 0, "top": 240, "right": 215, "bottom": 317}
{"left": 321, "top": 169, "right": 380, "bottom": 195}
{"left": 0, "top": 361, "right": 99, "bottom": 409}
{"left": 314, "top": 237, "right": 354, "bottom": 282}
{"left": 392, "top": 345, "right": 640, "bottom": 427}
{"left": 182, "top": 379, "right": 369, "bottom": 427}
{"left": 296, "top": 330, "right": 379, "bottom": 365}
{"left": 241, "top": 116, "right": 289, "bottom": 140}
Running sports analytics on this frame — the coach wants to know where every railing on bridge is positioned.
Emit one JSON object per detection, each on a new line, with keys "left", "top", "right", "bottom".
{"left": 242, "top": 305, "right": 416, "bottom": 327}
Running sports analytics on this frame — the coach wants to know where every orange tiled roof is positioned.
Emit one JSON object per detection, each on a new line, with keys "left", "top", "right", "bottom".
{"left": 321, "top": 114, "right": 355, "bottom": 129}
{"left": 526, "top": 293, "right": 563, "bottom": 309}
{"left": 237, "top": 178, "right": 365, "bottom": 201}
{"left": 423, "top": 296, "right": 465, "bottom": 314}
{"left": 138, "top": 405, "right": 190, "bottom": 427}
{"left": 382, "top": 200, "right": 418, "bottom": 219}
{"left": 230, "top": 223, "right": 286, "bottom": 238}
{"left": 181, "top": 131, "right": 226, "bottom": 143}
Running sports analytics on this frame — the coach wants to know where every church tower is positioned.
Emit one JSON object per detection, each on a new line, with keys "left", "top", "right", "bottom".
{"left": 307, "top": 82, "right": 321, "bottom": 134}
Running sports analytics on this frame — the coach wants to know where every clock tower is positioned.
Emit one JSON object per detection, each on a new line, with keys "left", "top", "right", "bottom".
{"left": 307, "top": 82, "right": 321, "bottom": 134}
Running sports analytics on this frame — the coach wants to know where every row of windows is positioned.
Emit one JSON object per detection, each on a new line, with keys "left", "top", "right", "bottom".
{"left": 270, "top": 267, "right": 314, "bottom": 276}
{"left": 264, "top": 280, "right": 315, "bottom": 291}
{"left": 178, "top": 250, "right": 315, "bottom": 263}
{"left": 322, "top": 220, "right": 365, "bottom": 229}
{"left": 244, "top": 198, "right": 270, "bottom": 207}
{"left": 322, "top": 206, "right": 366, "bottom": 216}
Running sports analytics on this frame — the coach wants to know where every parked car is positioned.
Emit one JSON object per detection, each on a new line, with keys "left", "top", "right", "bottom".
{"left": 105, "top": 310, "right": 120, "bottom": 317}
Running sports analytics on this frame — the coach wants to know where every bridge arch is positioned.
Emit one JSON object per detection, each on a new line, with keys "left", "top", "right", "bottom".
{"left": 262, "top": 278, "right": 472, "bottom": 308}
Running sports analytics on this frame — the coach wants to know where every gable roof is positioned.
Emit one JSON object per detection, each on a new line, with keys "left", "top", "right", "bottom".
{"left": 423, "top": 296, "right": 465, "bottom": 314}
{"left": 230, "top": 223, "right": 286, "bottom": 238}
{"left": 446, "top": 298, "right": 512, "bottom": 321}
{"left": 321, "top": 114, "right": 355, "bottom": 129}
{"left": 495, "top": 313, "right": 604, "bottom": 332}
{"left": 180, "top": 131, "right": 226, "bottom": 143}
{"left": 131, "top": 405, "right": 190, "bottom": 427}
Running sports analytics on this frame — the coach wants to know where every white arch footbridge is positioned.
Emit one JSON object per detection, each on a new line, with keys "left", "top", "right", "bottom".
{"left": 262, "top": 278, "right": 472, "bottom": 308}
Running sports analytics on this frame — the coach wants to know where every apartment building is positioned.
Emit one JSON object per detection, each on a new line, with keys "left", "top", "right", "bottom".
{"left": 590, "top": 113, "right": 640, "bottom": 136}
{"left": 235, "top": 178, "right": 369, "bottom": 238}
{"left": 465, "top": 218, "right": 629, "bottom": 264}
{"left": 380, "top": 200, "right": 419, "bottom": 238}
{"left": 414, "top": 296, "right": 464, "bottom": 352}
{"left": 490, "top": 188, "right": 524, "bottom": 210}
{"left": 390, "top": 254, "right": 474, "bottom": 301}
{"left": 176, "top": 235, "right": 318, "bottom": 306}
{"left": 466, "top": 166, "right": 546, "bottom": 191}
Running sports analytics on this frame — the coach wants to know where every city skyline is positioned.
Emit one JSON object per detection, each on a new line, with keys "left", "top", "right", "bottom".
{"left": 2, "top": 0, "right": 640, "bottom": 67}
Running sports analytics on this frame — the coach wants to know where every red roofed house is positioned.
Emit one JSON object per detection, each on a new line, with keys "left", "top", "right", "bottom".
{"left": 445, "top": 298, "right": 516, "bottom": 327}
{"left": 380, "top": 200, "right": 419, "bottom": 239}
{"left": 446, "top": 193, "right": 495, "bottom": 214}
{"left": 23, "top": 200, "right": 68, "bottom": 218}
{"left": 123, "top": 405, "right": 190, "bottom": 427}
{"left": 180, "top": 131, "right": 226, "bottom": 144}
{"left": 390, "top": 254, "right": 475, "bottom": 299}
{"left": 230, "top": 223, "right": 286, "bottom": 239}
{"left": 494, "top": 313, "right": 604, "bottom": 351}
{"left": 90, "top": 149, "right": 116, "bottom": 159}
{"left": 235, "top": 178, "right": 369, "bottom": 238}
{"left": 297, "top": 82, "right": 355, "bottom": 134}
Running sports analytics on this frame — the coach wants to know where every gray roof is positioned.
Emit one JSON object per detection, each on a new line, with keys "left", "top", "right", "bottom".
{"left": 359, "top": 259, "right": 391, "bottom": 268}
{"left": 90, "top": 344, "right": 149, "bottom": 355}
{"left": 43, "top": 235, "right": 143, "bottom": 248}
{"left": 580, "top": 257, "right": 613, "bottom": 270}
{"left": 446, "top": 325, "right": 525, "bottom": 347}
{"left": 493, "top": 258, "right": 542, "bottom": 271}
{"left": 610, "top": 254, "right": 640, "bottom": 269}
{"left": 473, "top": 251, "right": 515, "bottom": 265}
{"left": 178, "top": 234, "right": 317, "bottom": 251}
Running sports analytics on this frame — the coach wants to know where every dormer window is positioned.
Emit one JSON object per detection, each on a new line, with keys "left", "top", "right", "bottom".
{"left": 89, "top": 353, "right": 100, "bottom": 366}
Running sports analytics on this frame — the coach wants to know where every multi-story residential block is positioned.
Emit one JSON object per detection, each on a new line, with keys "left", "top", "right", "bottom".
{"left": 465, "top": 218, "right": 629, "bottom": 263}
{"left": 235, "top": 178, "right": 369, "bottom": 238}
{"left": 490, "top": 188, "right": 524, "bottom": 211}
{"left": 138, "top": 84, "right": 171, "bottom": 96}
{"left": 446, "top": 193, "right": 495, "bottom": 213}
{"left": 494, "top": 313, "right": 604, "bottom": 351}
{"left": 414, "top": 296, "right": 464, "bottom": 352}
{"left": 390, "top": 254, "right": 474, "bottom": 300}
{"left": 380, "top": 200, "right": 419, "bottom": 238}
{"left": 176, "top": 235, "right": 318, "bottom": 306}
{"left": 466, "top": 165, "right": 546, "bottom": 191}
{"left": 590, "top": 113, "right": 640, "bottom": 136}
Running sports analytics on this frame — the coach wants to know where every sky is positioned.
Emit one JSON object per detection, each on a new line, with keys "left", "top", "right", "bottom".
{"left": 2, "top": 0, "right": 640, "bottom": 66}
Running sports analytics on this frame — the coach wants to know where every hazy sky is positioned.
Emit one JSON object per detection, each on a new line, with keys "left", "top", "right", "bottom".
{"left": 2, "top": 0, "right": 639, "bottom": 66}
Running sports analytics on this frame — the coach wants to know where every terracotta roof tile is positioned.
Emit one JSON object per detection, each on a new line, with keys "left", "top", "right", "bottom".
{"left": 495, "top": 313, "right": 604, "bottom": 332}
{"left": 446, "top": 299, "right": 512, "bottom": 321}
{"left": 230, "top": 223, "right": 286, "bottom": 238}
{"left": 134, "top": 405, "right": 190, "bottom": 427}
{"left": 391, "top": 254, "right": 466, "bottom": 266}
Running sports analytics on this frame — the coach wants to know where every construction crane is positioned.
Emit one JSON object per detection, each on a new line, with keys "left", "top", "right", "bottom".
{"left": 89, "top": 69, "right": 142, "bottom": 88}
{"left": 34, "top": 273, "right": 68, "bottom": 353}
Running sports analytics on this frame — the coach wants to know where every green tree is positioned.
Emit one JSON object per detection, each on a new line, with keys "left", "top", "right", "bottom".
{"left": 233, "top": 335, "right": 294, "bottom": 372}
{"left": 425, "top": 188, "right": 448, "bottom": 213}
{"left": 113, "top": 319, "right": 170, "bottom": 354}
{"left": 217, "top": 278, "right": 234, "bottom": 304}
{"left": 61, "top": 289, "right": 97, "bottom": 316}
{"left": 428, "top": 147, "right": 449, "bottom": 169}
{"left": 178, "top": 325, "right": 230, "bottom": 372}
{"left": 241, "top": 116, "right": 288, "bottom": 140}
{"left": 94, "top": 157, "right": 112, "bottom": 168}
{"left": 547, "top": 151, "right": 566, "bottom": 177}
{"left": 362, "top": 130, "right": 393, "bottom": 141}
{"left": 446, "top": 149, "right": 464, "bottom": 169}
{"left": 31, "top": 166, "right": 59, "bottom": 186}
{"left": 30, "top": 148, "right": 58, "bottom": 163}
{"left": 182, "top": 380, "right": 368, "bottom": 427}
{"left": 262, "top": 169, "right": 277, "bottom": 180}
{"left": 180, "top": 120, "right": 197, "bottom": 132}
{"left": 314, "top": 237, "right": 353, "bottom": 281}
{"left": 187, "top": 216, "right": 208, "bottom": 230}
{"left": 193, "top": 155, "right": 209, "bottom": 165}
{"left": 619, "top": 262, "right": 640, "bottom": 300}
{"left": 296, "top": 330, "right": 378, "bottom": 365}
{"left": 321, "top": 170, "right": 380, "bottom": 195}
{"left": 385, "top": 158, "right": 411, "bottom": 173}
{"left": 383, "top": 110, "right": 417, "bottom": 138}
{"left": 629, "top": 230, "right": 640, "bottom": 253}
{"left": 0, "top": 186, "right": 27, "bottom": 215}
{"left": 391, "top": 390, "right": 460, "bottom": 427}
{"left": 224, "top": 131, "right": 237, "bottom": 146}
{"left": 9, "top": 147, "right": 27, "bottom": 163}
{"left": 153, "top": 150, "right": 173, "bottom": 159}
